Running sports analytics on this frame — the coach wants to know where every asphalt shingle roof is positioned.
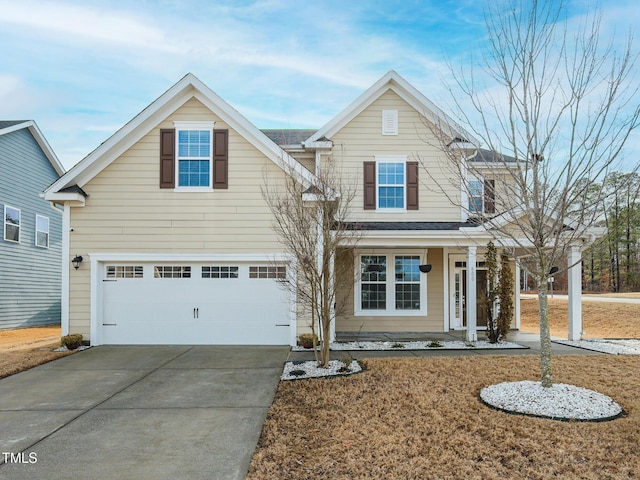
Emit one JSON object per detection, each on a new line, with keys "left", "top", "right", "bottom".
{"left": 261, "top": 129, "right": 317, "bottom": 146}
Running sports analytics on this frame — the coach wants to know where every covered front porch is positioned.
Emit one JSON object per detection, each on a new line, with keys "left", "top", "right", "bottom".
{"left": 334, "top": 232, "right": 586, "bottom": 342}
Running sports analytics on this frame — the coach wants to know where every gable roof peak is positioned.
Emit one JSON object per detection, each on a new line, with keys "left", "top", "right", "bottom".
{"left": 44, "top": 73, "right": 316, "bottom": 200}
{"left": 306, "top": 70, "right": 478, "bottom": 147}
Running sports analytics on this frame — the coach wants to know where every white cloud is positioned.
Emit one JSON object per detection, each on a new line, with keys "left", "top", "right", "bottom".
{"left": 0, "top": 0, "right": 178, "bottom": 52}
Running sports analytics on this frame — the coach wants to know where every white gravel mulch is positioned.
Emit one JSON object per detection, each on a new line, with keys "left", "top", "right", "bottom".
{"left": 292, "top": 340, "right": 526, "bottom": 351}
{"left": 552, "top": 338, "right": 640, "bottom": 355}
{"left": 281, "top": 360, "right": 362, "bottom": 381}
{"left": 480, "top": 380, "right": 623, "bottom": 421}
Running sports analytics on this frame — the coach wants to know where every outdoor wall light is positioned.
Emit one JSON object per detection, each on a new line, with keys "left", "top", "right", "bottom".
{"left": 419, "top": 264, "right": 432, "bottom": 273}
{"left": 72, "top": 255, "right": 83, "bottom": 270}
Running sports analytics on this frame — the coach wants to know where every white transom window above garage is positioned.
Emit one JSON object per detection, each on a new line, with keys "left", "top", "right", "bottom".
{"left": 355, "top": 251, "right": 428, "bottom": 316}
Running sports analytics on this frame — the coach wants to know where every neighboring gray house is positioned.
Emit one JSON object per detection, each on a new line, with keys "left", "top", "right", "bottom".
{"left": 1, "top": 121, "right": 65, "bottom": 329}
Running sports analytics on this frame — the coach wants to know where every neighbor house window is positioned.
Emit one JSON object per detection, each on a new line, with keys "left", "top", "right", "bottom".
{"left": 35, "top": 215, "right": 49, "bottom": 248}
{"left": 4, "top": 205, "right": 20, "bottom": 242}
{"left": 357, "top": 253, "right": 427, "bottom": 316}
{"left": 377, "top": 161, "right": 405, "bottom": 209}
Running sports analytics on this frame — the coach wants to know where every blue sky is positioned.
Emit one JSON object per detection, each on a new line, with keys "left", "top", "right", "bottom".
{"left": 1, "top": 0, "right": 638, "bottom": 170}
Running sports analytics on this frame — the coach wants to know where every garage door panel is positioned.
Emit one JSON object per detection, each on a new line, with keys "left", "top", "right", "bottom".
{"left": 101, "top": 262, "right": 291, "bottom": 345}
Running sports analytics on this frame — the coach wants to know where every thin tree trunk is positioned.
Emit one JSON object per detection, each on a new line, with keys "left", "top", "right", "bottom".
{"left": 537, "top": 279, "right": 553, "bottom": 388}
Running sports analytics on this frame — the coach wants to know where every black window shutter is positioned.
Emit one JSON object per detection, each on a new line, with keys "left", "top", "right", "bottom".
{"left": 213, "top": 129, "right": 228, "bottom": 189}
{"left": 406, "top": 161, "right": 419, "bottom": 210}
{"left": 363, "top": 162, "right": 376, "bottom": 210}
{"left": 159, "top": 129, "right": 175, "bottom": 188}
{"left": 484, "top": 179, "right": 495, "bottom": 214}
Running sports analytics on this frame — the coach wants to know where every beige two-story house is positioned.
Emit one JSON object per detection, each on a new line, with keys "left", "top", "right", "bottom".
{"left": 44, "top": 71, "right": 588, "bottom": 346}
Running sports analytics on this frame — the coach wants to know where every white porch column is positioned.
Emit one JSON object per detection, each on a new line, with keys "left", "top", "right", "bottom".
{"left": 466, "top": 246, "right": 477, "bottom": 342}
{"left": 568, "top": 246, "right": 583, "bottom": 341}
{"left": 515, "top": 261, "right": 521, "bottom": 330}
{"left": 329, "top": 242, "right": 336, "bottom": 343}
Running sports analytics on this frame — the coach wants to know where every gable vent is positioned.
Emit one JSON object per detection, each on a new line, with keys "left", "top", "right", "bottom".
{"left": 382, "top": 110, "right": 398, "bottom": 135}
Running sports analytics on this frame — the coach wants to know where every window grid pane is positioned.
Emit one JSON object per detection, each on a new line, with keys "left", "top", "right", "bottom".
{"left": 468, "top": 180, "right": 483, "bottom": 213}
{"left": 154, "top": 266, "right": 191, "bottom": 278}
{"left": 394, "top": 256, "right": 420, "bottom": 310}
{"left": 106, "top": 265, "right": 144, "bottom": 279}
{"left": 377, "top": 162, "right": 405, "bottom": 209}
{"left": 249, "top": 266, "right": 286, "bottom": 279}
{"left": 361, "top": 255, "right": 387, "bottom": 310}
{"left": 177, "top": 129, "right": 211, "bottom": 187}
{"left": 202, "top": 266, "right": 239, "bottom": 279}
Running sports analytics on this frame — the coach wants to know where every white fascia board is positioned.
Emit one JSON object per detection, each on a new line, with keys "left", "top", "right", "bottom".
{"left": 42, "top": 191, "right": 85, "bottom": 206}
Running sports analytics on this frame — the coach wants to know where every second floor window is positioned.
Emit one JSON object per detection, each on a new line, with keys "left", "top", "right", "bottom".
{"left": 377, "top": 161, "right": 405, "bottom": 209}
{"left": 468, "top": 179, "right": 483, "bottom": 213}
{"left": 177, "top": 129, "right": 212, "bottom": 188}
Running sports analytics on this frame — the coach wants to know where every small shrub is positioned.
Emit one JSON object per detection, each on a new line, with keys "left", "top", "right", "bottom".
{"left": 61, "top": 334, "right": 83, "bottom": 350}
{"left": 391, "top": 342, "right": 405, "bottom": 349}
{"left": 298, "top": 333, "right": 318, "bottom": 349}
{"left": 339, "top": 354, "right": 354, "bottom": 372}
{"left": 427, "top": 341, "right": 443, "bottom": 348}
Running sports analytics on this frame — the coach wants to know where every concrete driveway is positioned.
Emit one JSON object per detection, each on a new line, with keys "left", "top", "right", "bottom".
{"left": 0, "top": 345, "right": 288, "bottom": 480}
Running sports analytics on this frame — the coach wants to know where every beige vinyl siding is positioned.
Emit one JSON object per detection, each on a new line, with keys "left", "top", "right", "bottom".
{"left": 335, "top": 248, "right": 445, "bottom": 332}
{"left": 67, "top": 98, "right": 291, "bottom": 338}
{"left": 331, "top": 90, "right": 461, "bottom": 222}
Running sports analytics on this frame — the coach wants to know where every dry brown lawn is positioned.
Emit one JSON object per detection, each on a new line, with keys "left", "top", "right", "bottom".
{"left": 521, "top": 298, "right": 640, "bottom": 338}
{"left": 248, "top": 355, "right": 640, "bottom": 480}
{"left": 0, "top": 326, "right": 74, "bottom": 379}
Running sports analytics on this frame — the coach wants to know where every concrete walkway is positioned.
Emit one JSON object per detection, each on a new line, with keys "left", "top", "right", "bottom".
{"left": 0, "top": 345, "right": 288, "bottom": 480}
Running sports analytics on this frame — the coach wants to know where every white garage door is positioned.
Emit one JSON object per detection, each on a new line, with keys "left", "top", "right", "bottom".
{"left": 101, "top": 262, "right": 291, "bottom": 345}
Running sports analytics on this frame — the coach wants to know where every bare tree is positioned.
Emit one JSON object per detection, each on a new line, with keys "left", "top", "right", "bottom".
{"left": 427, "top": 0, "right": 639, "bottom": 387}
{"left": 262, "top": 155, "right": 359, "bottom": 367}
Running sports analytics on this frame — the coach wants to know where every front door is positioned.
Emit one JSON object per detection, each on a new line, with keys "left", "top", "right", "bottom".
{"left": 450, "top": 260, "right": 488, "bottom": 329}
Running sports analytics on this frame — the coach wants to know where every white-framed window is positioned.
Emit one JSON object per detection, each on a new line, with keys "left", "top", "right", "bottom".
{"left": 174, "top": 121, "right": 215, "bottom": 190}
{"left": 202, "top": 266, "right": 239, "bottom": 279}
{"left": 4, "top": 205, "right": 20, "bottom": 243}
{"left": 35, "top": 214, "right": 49, "bottom": 248}
{"left": 382, "top": 109, "right": 398, "bottom": 135}
{"left": 394, "top": 256, "right": 421, "bottom": 310}
{"left": 154, "top": 266, "right": 191, "bottom": 278}
{"left": 468, "top": 178, "right": 484, "bottom": 213}
{"left": 376, "top": 157, "right": 406, "bottom": 210}
{"left": 355, "top": 252, "right": 427, "bottom": 316}
{"left": 360, "top": 255, "right": 387, "bottom": 310}
{"left": 106, "top": 265, "right": 144, "bottom": 279}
